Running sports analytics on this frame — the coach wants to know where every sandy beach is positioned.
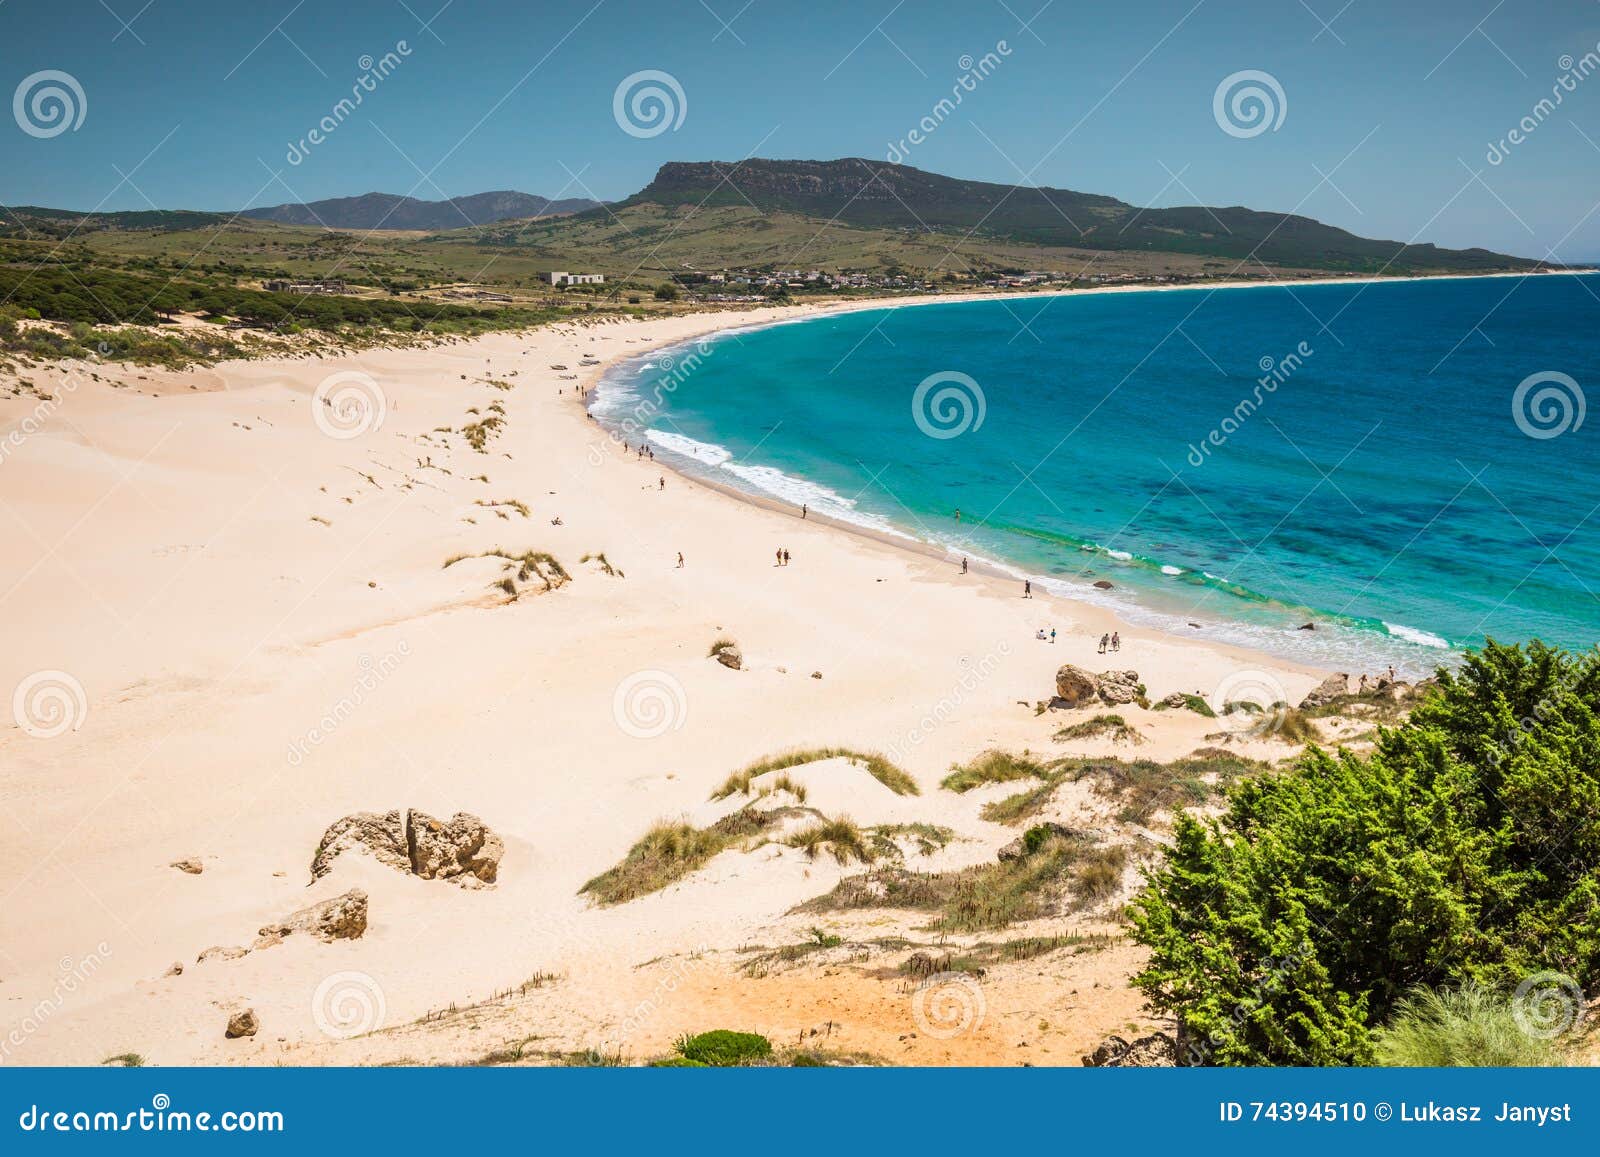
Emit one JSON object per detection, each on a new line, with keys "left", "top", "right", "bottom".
{"left": 0, "top": 288, "right": 1384, "bottom": 1067}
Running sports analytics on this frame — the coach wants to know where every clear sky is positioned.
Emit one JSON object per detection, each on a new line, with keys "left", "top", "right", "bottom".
{"left": 5, "top": 0, "right": 1600, "bottom": 260}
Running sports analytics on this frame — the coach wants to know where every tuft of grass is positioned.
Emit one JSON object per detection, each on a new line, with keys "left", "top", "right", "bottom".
{"left": 941, "top": 750, "right": 1049, "bottom": 793}
{"left": 785, "top": 816, "right": 874, "bottom": 864}
{"left": 867, "top": 822, "right": 956, "bottom": 858}
{"left": 579, "top": 551, "right": 623, "bottom": 577}
{"left": 1152, "top": 693, "right": 1217, "bottom": 717}
{"left": 1374, "top": 984, "right": 1560, "bottom": 1067}
{"left": 475, "top": 498, "right": 530, "bottom": 518}
{"left": 1054, "top": 713, "right": 1144, "bottom": 745}
{"left": 711, "top": 747, "right": 919, "bottom": 799}
{"left": 1060, "top": 752, "right": 1266, "bottom": 824}
{"left": 101, "top": 1053, "right": 144, "bottom": 1067}
{"left": 707, "top": 636, "right": 739, "bottom": 659}
{"left": 579, "top": 808, "right": 776, "bottom": 906}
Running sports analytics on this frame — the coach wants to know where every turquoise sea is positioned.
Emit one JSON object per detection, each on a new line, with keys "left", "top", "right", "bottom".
{"left": 594, "top": 275, "right": 1599, "bottom": 676}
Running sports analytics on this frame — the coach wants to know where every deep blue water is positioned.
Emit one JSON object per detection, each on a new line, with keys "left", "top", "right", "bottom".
{"left": 596, "top": 275, "right": 1600, "bottom": 675}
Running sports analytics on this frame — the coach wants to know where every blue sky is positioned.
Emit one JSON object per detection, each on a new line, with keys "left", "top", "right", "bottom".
{"left": 5, "top": 0, "right": 1600, "bottom": 259}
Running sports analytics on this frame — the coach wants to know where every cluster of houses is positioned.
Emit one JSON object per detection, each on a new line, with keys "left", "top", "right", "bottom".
{"left": 544, "top": 271, "right": 605, "bottom": 286}
{"left": 262, "top": 278, "right": 348, "bottom": 295}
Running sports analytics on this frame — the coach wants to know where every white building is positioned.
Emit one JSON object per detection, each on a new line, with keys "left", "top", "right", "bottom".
{"left": 545, "top": 271, "right": 605, "bottom": 286}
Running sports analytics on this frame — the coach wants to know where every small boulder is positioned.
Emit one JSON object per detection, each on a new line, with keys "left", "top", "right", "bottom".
{"left": 810, "top": 671, "right": 822, "bottom": 680}
{"left": 225, "top": 1009, "right": 259, "bottom": 1039}
{"left": 1054, "top": 664, "right": 1099, "bottom": 707}
{"left": 196, "top": 945, "right": 251, "bottom": 964}
{"left": 1297, "top": 621, "right": 1316, "bottom": 631}
{"left": 257, "top": 888, "right": 368, "bottom": 945}
{"left": 1081, "top": 1031, "right": 1177, "bottom": 1067}
{"left": 171, "top": 858, "right": 204, "bottom": 875}
{"left": 1298, "top": 672, "right": 1349, "bottom": 709}
{"left": 1097, "top": 670, "right": 1142, "bottom": 706}
{"left": 310, "top": 811, "right": 410, "bottom": 880}
{"left": 1092, "top": 580, "right": 1114, "bottom": 590}
{"left": 713, "top": 645, "right": 743, "bottom": 671}
{"left": 311, "top": 810, "right": 502, "bottom": 887}
{"left": 164, "top": 962, "right": 183, "bottom": 977}
{"left": 1158, "top": 691, "right": 1189, "bottom": 709}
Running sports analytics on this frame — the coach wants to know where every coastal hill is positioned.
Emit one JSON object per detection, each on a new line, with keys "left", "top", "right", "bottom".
{"left": 589, "top": 158, "right": 1537, "bottom": 273}
{"left": 239, "top": 191, "right": 602, "bottom": 230}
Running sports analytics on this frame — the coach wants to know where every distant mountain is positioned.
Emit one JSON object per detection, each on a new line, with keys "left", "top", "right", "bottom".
{"left": 0, "top": 206, "right": 229, "bottom": 239}
{"left": 240, "top": 191, "right": 601, "bottom": 231}
{"left": 608, "top": 158, "right": 1539, "bottom": 273}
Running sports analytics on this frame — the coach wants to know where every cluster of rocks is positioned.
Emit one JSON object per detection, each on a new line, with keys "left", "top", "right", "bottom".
{"left": 310, "top": 809, "right": 503, "bottom": 887}
{"left": 1081, "top": 1031, "right": 1178, "bottom": 1067}
{"left": 192, "top": 888, "right": 369, "bottom": 969}
{"left": 1053, "top": 664, "right": 1142, "bottom": 708}
{"left": 1297, "top": 671, "right": 1416, "bottom": 710}
{"left": 713, "top": 645, "right": 743, "bottom": 670}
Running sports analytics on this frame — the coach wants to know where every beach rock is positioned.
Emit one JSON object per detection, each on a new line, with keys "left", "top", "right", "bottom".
{"left": 810, "top": 671, "right": 822, "bottom": 680}
{"left": 1054, "top": 664, "right": 1100, "bottom": 707}
{"left": 257, "top": 888, "right": 368, "bottom": 945}
{"left": 1298, "top": 621, "right": 1316, "bottom": 631}
{"left": 713, "top": 645, "right": 743, "bottom": 671}
{"left": 1298, "top": 672, "right": 1349, "bottom": 709}
{"left": 171, "top": 858, "right": 204, "bottom": 875}
{"left": 225, "top": 1009, "right": 259, "bottom": 1039}
{"left": 312, "top": 810, "right": 502, "bottom": 887}
{"left": 1081, "top": 1032, "right": 1177, "bottom": 1067}
{"left": 196, "top": 945, "right": 251, "bottom": 964}
{"left": 1097, "top": 670, "right": 1142, "bottom": 706}
{"left": 1092, "top": 580, "right": 1114, "bottom": 590}
{"left": 1158, "top": 691, "right": 1190, "bottom": 709}
{"left": 164, "top": 962, "right": 183, "bottom": 978}
{"left": 408, "top": 811, "right": 503, "bottom": 886}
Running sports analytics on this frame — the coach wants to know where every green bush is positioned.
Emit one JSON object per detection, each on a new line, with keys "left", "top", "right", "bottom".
{"left": 648, "top": 1056, "right": 708, "bottom": 1068}
{"left": 1130, "top": 640, "right": 1600, "bottom": 1066}
{"left": 674, "top": 1030, "right": 773, "bottom": 1067}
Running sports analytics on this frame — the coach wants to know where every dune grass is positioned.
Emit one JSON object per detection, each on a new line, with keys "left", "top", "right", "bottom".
{"left": 101, "top": 1053, "right": 145, "bottom": 1067}
{"left": 710, "top": 747, "right": 919, "bottom": 799}
{"left": 785, "top": 816, "right": 874, "bottom": 864}
{"left": 1054, "top": 713, "right": 1145, "bottom": 745}
{"left": 580, "top": 808, "right": 775, "bottom": 906}
{"left": 707, "top": 636, "right": 739, "bottom": 659}
{"left": 579, "top": 551, "right": 623, "bottom": 577}
{"left": 940, "top": 749, "right": 1049, "bottom": 793}
{"left": 867, "top": 822, "right": 956, "bottom": 858}
{"left": 1152, "top": 693, "right": 1217, "bottom": 717}
{"left": 1374, "top": 985, "right": 1560, "bottom": 1067}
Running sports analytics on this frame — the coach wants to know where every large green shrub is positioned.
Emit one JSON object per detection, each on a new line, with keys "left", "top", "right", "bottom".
{"left": 674, "top": 1030, "right": 773, "bottom": 1067}
{"left": 1130, "top": 640, "right": 1600, "bottom": 1065}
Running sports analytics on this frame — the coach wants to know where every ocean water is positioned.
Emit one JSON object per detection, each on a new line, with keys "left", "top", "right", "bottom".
{"left": 595, "top": 275, "right": 1600, "bottom": 676}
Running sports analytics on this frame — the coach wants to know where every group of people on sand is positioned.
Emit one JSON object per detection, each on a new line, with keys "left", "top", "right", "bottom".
{"left": 1034, "top": 627, "right": 1057, "bottom": 644}
{"left": 1097, "top": 632, "right": 1121, "bottom": 654}
{"left": 1356, "top": 667, "right": 1399, "bottom": 691}
{"left": 775, "top": 547, "right": 792, "bottom": 566}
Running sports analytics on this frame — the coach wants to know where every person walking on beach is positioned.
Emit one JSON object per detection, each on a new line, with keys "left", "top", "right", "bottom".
{"left": 961, "top": 557, "right": 969, "bottom": 574}
{"left": 782, "top": 548, "right": 791, "bottom": 566}
{"left": 1024, "top": 579, "right": 1032, "bottom": 599}
{"left": 1050, "top": 628, "right": 1057, "bottom": 645}
{"left": 1098, "top": 633, "right": 1109, "bottom": 654}
{"left": 676, "top": 552, "right": 684, "bottom": 568}
{"left": 776, "top": 548, "right": 783, "bottom": 567}
{"left": 659, "top": 476, "right": 665, "bottom": 490}
{"left": 1110, "top": 631, "right": 1121, "bottom": 653}
{"left": 802, "top": 504, "right": 808, "bottom": 519}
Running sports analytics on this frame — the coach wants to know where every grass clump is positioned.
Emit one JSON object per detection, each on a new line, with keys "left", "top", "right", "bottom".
{"left": 1373, "top": 985, "right": 1560, "bottom": 1067}
{"left": 711, "top": 747, "right": 919, "bottom": 799}
{"left": 1055, "top": 713, "right": 1144, "bottom": 745}
{"left": 707, "top": 636, "right": 739, "bottom": 659}
{"left": 785, "top": 816, "right": 874, "bottom": 864}
{"left": 1153, "top": 693, "right": 1217, "bottom": 717}
{"left": 867, "top": 822, "right": 955, "bottom": 858}
{"left": 579, "top": 808, "right": 775, "bottom": 905}
{"left": 101, "top": 1052, "right": 144, "bottom": 1067}
{"left": 674, "top": 1029, "right": 773, "bottom": 1067}
{"left": 579, "top": 551, "right": 623, "bottom": 577}
{"left": 941, "top": 749, "right": 1048, "bottom": 793}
